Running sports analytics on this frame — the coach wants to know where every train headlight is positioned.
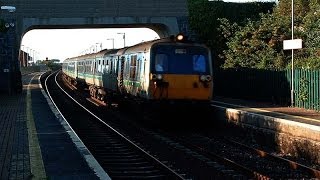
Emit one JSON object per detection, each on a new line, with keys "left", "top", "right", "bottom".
{"left": 176, "top": 34, "right": 184, "bottom": 41}
{"left": 200, "top": 75, "right": 206, "bottom": 82}
{"left": 156, "top": 74, "right": 163, "bottom": 80}
{"left": 151, "top": 74, "right": 163, "bottom": 80}
{"left": 205, "top": 75, "right": 212, "bottom": 81}
{"left": 200, "top": 75, "right": 212, "bottom": 82}
{"left": 152, "top": 74, "right": 157, "bottom": 80}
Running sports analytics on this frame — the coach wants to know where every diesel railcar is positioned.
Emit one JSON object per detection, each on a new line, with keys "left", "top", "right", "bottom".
{"left": 62, "top": 34, "right": 213, "bottom": 107}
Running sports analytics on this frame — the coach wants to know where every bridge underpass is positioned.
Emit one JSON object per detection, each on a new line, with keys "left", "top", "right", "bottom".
{"left": 0, "top": 0, "right": 189, "bottom": 92}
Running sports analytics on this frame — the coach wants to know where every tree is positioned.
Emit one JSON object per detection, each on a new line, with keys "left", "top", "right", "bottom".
{"left": 220, "top": 0, "right": 320, "bottom": 70}
{"left": 187, "top": 0, "right": 275, "bottom": 69}
{"left": 221, "top": 12, "right": 291, "bottom": 69}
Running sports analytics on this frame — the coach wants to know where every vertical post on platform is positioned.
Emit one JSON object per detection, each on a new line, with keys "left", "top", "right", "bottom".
{"left": 117, "top": 32, "right": 125, "bottom": 47}
{"left": 291, "top": 0, "right": 294, "bottom": 107}
{"left": 21, "top": 45, "right": 25, "bottom": 67}
{"left": 106, "top": 38, "right": 114, "bottom": 49}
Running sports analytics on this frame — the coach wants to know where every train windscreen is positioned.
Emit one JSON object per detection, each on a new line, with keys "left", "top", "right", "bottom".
{"left": 151, "top": 45, "right": 210, "bottom": 74}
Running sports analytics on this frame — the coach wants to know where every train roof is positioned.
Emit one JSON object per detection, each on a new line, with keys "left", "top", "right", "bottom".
{"left": 96, "top": 49, "right": 119, "bottom": 58}
{"left": 114, "top": 39, "right": 160, "bottom": 56}
{"left": 122, "top": 39, "right": 158, "bottom": 54}
{"left": 63, "top": 48, "right": 120, "bottom": 63}
{"left": 63, "top": 34, "right": 209, "bottom": 63}
{"left": 119, "top": 36, "right": 207, "bottom": 55}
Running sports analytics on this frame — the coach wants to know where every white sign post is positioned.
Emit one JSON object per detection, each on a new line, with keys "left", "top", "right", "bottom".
{"left": 283, "top": 39, "right": 302, "bottom": 50}
{"left": 283, "top": 37, "right": 303, "bottom": 107}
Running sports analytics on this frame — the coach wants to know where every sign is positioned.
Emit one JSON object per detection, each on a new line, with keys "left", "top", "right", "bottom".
{"left": 283, "top": 39, "right": 302, "bottom": 50}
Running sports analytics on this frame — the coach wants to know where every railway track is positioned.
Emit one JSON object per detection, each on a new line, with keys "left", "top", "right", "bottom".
{"left": 43, "top": 71, "right": 320, "bottom": 179}
{"left": 54, "top": 71, "right": 249, "bottom": 179}
{"left": 42, "top": 71, "right": 184, "bottom": 179}
{"left": 159, "top": 131, "right": 320, "bottom": 179}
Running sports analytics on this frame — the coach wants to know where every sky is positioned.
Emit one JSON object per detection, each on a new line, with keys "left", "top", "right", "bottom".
{"left": 21, "top": 28, "right": 160, "bottom": 62}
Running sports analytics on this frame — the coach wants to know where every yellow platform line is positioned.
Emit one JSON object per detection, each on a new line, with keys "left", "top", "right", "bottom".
{"left": 26, "top": 75, "right": 47, "bottom": 179}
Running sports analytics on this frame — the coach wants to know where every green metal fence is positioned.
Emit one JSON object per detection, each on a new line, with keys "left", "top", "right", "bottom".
{"left": 294, "top": 69, "right": 320, "bottom": 111}
{"left": 214, "top": 68, "right": 320, "bottom": 111}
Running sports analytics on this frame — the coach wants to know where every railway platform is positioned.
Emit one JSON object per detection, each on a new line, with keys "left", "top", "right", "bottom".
{"left": 212, "top": 96, "right": 320, "bottom": 126}
{"left": 0, "top": 72, "right": 109, "bottom": 179}
{"left": 211, "top": 96, "right": 320, "bottom": 165}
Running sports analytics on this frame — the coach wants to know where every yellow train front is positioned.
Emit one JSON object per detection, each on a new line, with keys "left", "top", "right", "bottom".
{"left": 121, "top": 34, "right": 213, "bottom": 108}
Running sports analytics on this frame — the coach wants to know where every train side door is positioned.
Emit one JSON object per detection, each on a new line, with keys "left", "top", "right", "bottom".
{"left": 114, "top": 57, "right": 118, "bottom": 76}
{"left": 118, "top": 56, "right": 125, "bottom": 92}
{"left": 92, "top": 60, "right": 96, "bottom": 85}
{"left": 112, "top": 56, "right": 118, "bottom": 91}
{"left": 75, "top": 62, "right": 79, "bottom": 78}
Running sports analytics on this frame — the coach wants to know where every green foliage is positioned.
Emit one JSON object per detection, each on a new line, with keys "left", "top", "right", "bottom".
{"left": 47, "top": 62, "right": 61, "bottom": 71}
{"left": 221, "top": 13, "right": 291, "bottom": 70}
{"left": 187, "top": 0, "right": 275, "bottom": 69}
{"left": 297, "top": 77, "right": 308, "bottom": 102}
{"left": 295, "top": 56, "right": 320, "bottom": 69}
{"left": 39, "top": 60, "right": 62, "bottom": 71}
{"left": 220, "top": 0, "right": 320, "bottom": 70}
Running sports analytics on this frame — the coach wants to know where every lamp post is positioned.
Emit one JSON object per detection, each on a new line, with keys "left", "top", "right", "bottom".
{"left": 21, "top": 45, "right": 25, "bottom": 67}
{"left": 106, "top": 38, "right": 114, "bottom": 49}
{"left": 34, "top": 50, "right": 38, "bottom": 64}
{"left": 284, "top": 0, "right": 301, "bottom": 107}
{"left": 95, "top": 43, "right": 98, "bottom": 52}
{"left": 291, "top": 0, "right": 294, "bottom": 107}
{"left": 117, "top": 33, "right": 125, "bottom": 47}
{"left": 91, "top": 45, "right": 95, "bottom": 53}
{"left": 25, "top": 47, "right": 30, "bottom": 66}
{"left": 29, "top": 48, "right": 33, "bottom": 65}
{"left": 32, "top": 49, "right": 35, "bottom": 64}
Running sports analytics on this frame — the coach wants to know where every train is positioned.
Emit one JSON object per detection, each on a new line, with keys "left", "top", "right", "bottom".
{"left": 62, "top": 34, "right": 213, "bottom": 109}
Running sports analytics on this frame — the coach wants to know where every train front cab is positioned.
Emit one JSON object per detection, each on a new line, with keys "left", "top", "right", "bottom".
{"left": 148, "top": 42, "right": 213, "bottom": 106}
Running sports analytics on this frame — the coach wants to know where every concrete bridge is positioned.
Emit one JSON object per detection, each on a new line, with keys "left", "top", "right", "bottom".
{"left": 3, "top": 0, "right": 189, "bottom": 42}
{"left": 0, "top": 0, "right": 189, "bottom": 92}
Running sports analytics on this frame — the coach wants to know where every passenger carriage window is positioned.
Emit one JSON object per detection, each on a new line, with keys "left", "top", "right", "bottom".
{"left": 125, "top": 57, "right": 130, "bottom": 78}
{"left": 193, "top": 55, "right": 206, "bottom": 73}
{"left": 77, "top": 62, "right": 80, "bottom": 72}
{"left": 105, "top": 60, "right": 110, "bottom": 73}
{"left": 113, "top": 58, "right": 117, "bottom": 74}
{"left": 110, "top": 60, "right": 113, "bottom": 74}
{"left": 155, "top": 54, "right": 168, "bottom": 72}
{"left": 136, "top": 58, "right": 141, "bottom": 79}
{"left": 90, "top": 61, "right": 93, "bottom": 73}
{"left": 130, "top": 55, "right": 137, "bottom": 79}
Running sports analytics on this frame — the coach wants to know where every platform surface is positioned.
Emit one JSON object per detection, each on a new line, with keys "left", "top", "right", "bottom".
{"left": 0, "top": 72, "right": 107, "bottom": 179}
